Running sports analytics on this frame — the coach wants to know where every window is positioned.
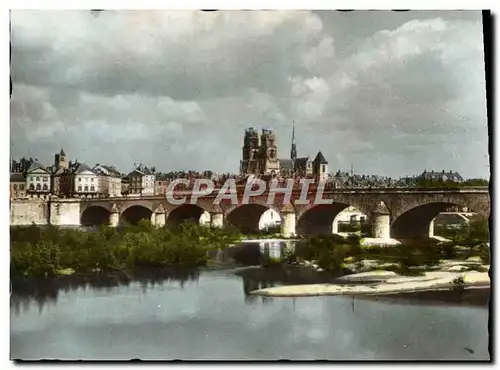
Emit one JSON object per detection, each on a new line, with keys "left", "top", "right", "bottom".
{"left": 29, "top": 183, "right": 35, "bottom": 191}
{"left": 322, "top": 165, "right": 326, "bottom": 172}
{"left": 19, "top": 184, "right": 25, "bottom": 191}
{"left": 91, "top": 178, "right": 94, "bottom": 182}
{"left": 84, "top": 186, "right": 89, "bottom": 192}
{"left": 36, "top": 177, "right": 40, "bottom": 181}
{"left": 42, "top": 184, "right": 48, "bottom": 191}
{"left": 13, "top": 184, "right": 18, "bottom": 190}
{"left": 90, "top": 186, "right": 95, "bottom": 192}
{"left": 78, "top": 178, "right": 82, "bottom": 182}
{"left": 36, "top": 183, "right": 41, "bottom": 191}
{"left": 78, "top": 186, "right": 82, "bottom": 192}
{"left": 43, "top": 176, "right": 48, "bottom": 182}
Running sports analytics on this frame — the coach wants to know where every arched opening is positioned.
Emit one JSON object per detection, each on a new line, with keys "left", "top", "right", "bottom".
{"left": 391, "top": 202, "right": 477, "bottom": 240}
{"left": 297, "top": 203, "right": 350, "bottom": 236}
{"left": 226, "top": 204, "right": 279, "bottom": 234}
{"left": 258, "top": 208, "right": 283, "bottom": 233}
{"left": 167, "top": 204, "right": 206, "bottom": 226}
{"left": 120, "top": 205, "right": 153, "bottom": 226}
{"left": 332, "top": 206, "right": 369, "bottom": 235}
{"left": 81, "top": 206, "right": 111, "bottom": 227}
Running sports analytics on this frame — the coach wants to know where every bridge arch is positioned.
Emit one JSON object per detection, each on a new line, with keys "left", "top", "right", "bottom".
{"left": 167, "top": 204, "right": 208, "bottom": 226}
{"left": 226, "top": 204, "right": 282, "bottom": 234}
{"left": 81, "top": 205, "right": 111, "bottom": 227}
{"left": 120, "top": 205, "right": 153, "bottom": 226}
{"left": 390, "top": 201, "right": 483, "bottom": 240}
{"left": 296, "top": 203, "right": 354, "bottom": 236}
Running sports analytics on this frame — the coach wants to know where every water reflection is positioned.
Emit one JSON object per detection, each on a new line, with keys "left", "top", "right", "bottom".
{"left": 11, "top": 269, "right": 200, "bottom": 316}
{"left": 11, "top": 241, "right": 490, "bottom": 313}
{"left": 10, "top": 241, "right": 490, "bottom": 360}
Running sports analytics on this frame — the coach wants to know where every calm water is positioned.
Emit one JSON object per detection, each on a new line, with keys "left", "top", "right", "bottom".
{"left": 10, "top": 242, "right": 490, "bottom": 361}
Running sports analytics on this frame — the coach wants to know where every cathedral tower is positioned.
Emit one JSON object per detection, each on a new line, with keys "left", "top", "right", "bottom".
{"left": 259, "top": 129, "right": 280, "bottom": 175}
{"left": 240, "top": 128, "right": 260, "bottom": 175}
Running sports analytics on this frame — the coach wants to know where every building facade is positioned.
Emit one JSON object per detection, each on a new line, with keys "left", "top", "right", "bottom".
{"left": 60, "top": 162, "right": 99, "bottom": 198}
{"left": 155, "top": 180, "right": 168, "bottom": 196}
{"left": 418, "top": 170, "right": 464, "bottom": 183}
{"left": 51, "top": 148, "right": 69, "bottom": 196}
{"left": 73, "top": 163, "right": 99, "bottom": 198}
{"left": 10, "top": 173, "right": 26, "bottom": 200}
{"left": 25, "top": 161, "right": 51, "bottom": 199}
{"left": 294, "top": 157, "right": 313, "bottom": 177}
{"left": 128, "top": 164, "right": 156, "bottom": 196}
{"left": 93, "top": 164, "right": 122, "bottom": 197}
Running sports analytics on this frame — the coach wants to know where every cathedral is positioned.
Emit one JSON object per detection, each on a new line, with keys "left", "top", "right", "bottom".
{"left": 239, "top": 124, "right": 329, "bottom": 180}
{"left": 240, "top": 128, "right": 280, "bottom": 176}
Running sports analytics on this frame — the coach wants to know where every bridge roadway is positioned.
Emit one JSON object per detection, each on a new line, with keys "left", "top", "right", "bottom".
{"left": 64, "top": 186, "right": 490, "bottom": 240}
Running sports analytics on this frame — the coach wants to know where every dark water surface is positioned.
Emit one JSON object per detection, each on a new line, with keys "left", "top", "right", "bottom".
{"left": 10, "top": 243, "right": 490, "bottom": 361}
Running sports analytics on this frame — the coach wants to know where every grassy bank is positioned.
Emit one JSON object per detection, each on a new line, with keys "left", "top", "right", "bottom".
{"left": 10, "top": 221, "right": 242, "bottom": 279}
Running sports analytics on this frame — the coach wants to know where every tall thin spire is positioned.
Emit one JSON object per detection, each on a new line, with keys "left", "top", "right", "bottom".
{"left": 290, "top": 121, "right": 297, "bottom": 162}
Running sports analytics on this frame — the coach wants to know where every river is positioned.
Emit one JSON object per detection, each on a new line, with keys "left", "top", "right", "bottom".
{"left": 10, "top": 242, "right": 490, "bottom": 361}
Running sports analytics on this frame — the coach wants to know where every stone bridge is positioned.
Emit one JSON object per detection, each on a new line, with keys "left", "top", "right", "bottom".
{"left": 54, "top": 187, "right": 491, "bottom": 240}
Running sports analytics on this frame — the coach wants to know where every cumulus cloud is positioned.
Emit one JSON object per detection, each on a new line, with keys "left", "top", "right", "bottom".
{"left": 10, "top": 10, "right": 488, "bottom": 178}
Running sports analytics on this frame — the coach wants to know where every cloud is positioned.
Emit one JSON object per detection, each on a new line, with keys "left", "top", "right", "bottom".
{"left": 10, "top": 10, "right": 488, "bottom": 178}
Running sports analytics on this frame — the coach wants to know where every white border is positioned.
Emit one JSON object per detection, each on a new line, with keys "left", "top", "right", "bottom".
{"left": 2, "top": 2, "right": 498, "bottom": 369}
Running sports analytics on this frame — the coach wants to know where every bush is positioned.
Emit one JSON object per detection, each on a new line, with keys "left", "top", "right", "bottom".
{"left": 10, "top": 222, "right": 241, "bottom": 278}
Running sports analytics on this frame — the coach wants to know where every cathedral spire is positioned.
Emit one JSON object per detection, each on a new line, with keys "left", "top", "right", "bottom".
{"left": 290, "top": 121, "right": 297, "bottom": 162}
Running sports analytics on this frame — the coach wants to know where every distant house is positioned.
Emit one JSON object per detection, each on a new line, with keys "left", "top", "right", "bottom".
{"left": 418, "top": 170, "right": 464, "bottom": 183}
{"left": 295, "top": 157, "right": 313, "bottom": 177}
{"left": 121, "top": 177, "right": 130, "bottom": 196}
{"left": 10, "top": 172, "right": 26, "bottom": 200}
{"left": 93, "top": 164, "right": 122, "bottom": 197}
{"left": 25, "top": 161, "right": 51, "bottom": 199}
{"left": 60, "top": 162, "right": 99, "bottom": 198}
{"left": 128, "top": 164, "right": 156, "bottom": 196}
{"left": 155, "top": 180, "right": 169, "bottom": 196}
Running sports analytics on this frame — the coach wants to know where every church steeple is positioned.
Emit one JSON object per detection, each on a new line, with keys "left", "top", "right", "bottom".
{"left": 290, "top": 121, "right": 297, "bottom": 162}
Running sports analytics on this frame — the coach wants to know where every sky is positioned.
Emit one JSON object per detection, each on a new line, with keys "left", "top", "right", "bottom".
{"left": 9, "top": 10, "right": 490, "bottom": 178}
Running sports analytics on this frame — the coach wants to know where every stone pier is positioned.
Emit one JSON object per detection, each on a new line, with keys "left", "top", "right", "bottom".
{"left": 154, "top": 204, "right": 166, "bottom": 228}
{"left": 210, "top": 212, "right": 224, "bottom": 228}
{"left": 109, "top": 204, "right": 119, "bottom": 227}
{"left": 281, "top": 210, "right": 296, "bottom": 238}
{"left": 371, "top": 201, "right": 390, "bottom": 239}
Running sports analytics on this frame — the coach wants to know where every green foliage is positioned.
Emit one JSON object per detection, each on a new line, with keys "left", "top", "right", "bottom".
{"left": 10, "top": 222, "right": 242, "bottom": 279}
{"left": 461, "top": 178, "right": 489, "bottom": 187}
{"left": 434, "top": 215, "right": 489, "bottom": 249}
{"left": 414, "top": 178, "right": 488, "bottom": 188}
{"left": 467, "top": 215, "right": 490, "bottom": 243}
{"left": 294, "top": 235, "right": 362, "bottom": 271}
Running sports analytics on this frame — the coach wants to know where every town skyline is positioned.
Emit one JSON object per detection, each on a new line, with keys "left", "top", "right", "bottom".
{"left": 10, "top": 10, "right": 489, "bottom": 179}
